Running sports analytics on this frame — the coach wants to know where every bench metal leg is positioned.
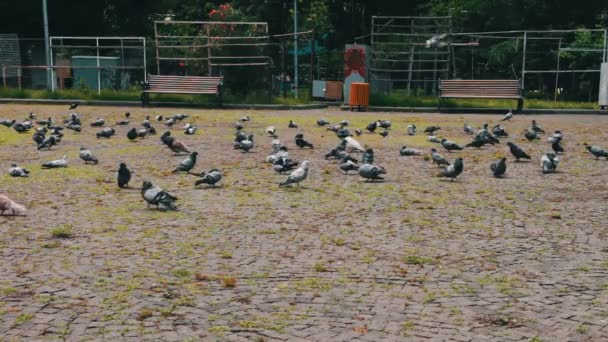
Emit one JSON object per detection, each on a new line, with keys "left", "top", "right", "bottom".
{"left": 517, "top": 98, "right": 524, "bottom": 113}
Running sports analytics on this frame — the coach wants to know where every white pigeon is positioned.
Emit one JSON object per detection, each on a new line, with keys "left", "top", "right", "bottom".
{"left": 344, "top": 137, "right": 365, "bottom": 152}
{"left": 502, "top": 110, "right": 513, "bottom": 121}
{"left": 266, "top": 126, "right": 277, "bottom": 137}
{"left": 42, "top": 156, "right": 68, "bottom": 168}
{"left": 279, "top": 161, "right": 310, "bottom": 188}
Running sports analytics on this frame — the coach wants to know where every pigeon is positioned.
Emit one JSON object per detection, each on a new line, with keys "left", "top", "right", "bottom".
{"left": 531, "top": 120, "right": 545, "bottom": 134}
{"left": 474, "top": 124, "right": 500, "bottom": 144}
{"left": 125, "top": 112, "right": 131, "bottom": 119}
{"left": 96, "top": 127, "right": 115, "bottom": 138}
{"left": 541, "top": 153, "right": 559, "bottom": 174}
{"left": 358, "top": 164, "right": 386, "bottom": 181}
{"left": 524, "top": 129, "right": 540, "bottom": 141}
{"left": 90, "top": 118, "right": 105, "bottom": 127}
{"left": 165, "top": 117, "right": 176, "bottom": 128}
{"left": 141, "top": 181, "right": 178, "bottom": 211}
{"left": 316, "top": 119, "right": 329, "bottom": 126}
{"left": 117, "top": 163, "right": 132, "bottom": 188}
{"left": 431, "top": 148, "right": 450, "bottom": 167}
{"left": 466, "top": 139, "right": 488, "bottom": 149}
{"left": 355, "top": 129, "right": 363, "bottom": 136}
{"left": 288, "top": 120, "right": 298, "bottom": 128}
{"left": 463, "top": 123, "right": 475, "bottom": 135}
{"left": 13, "top": 122, "right": 31, "bottom": 133}
{"left": 235, "top": 130, "right": 247, "bottom": 142}
{"left": 37, "top": 135, "right": 57, "bottom": 150}
{"left": 240, "top": 115, "right": 251, "bottom": 122}
{"left": 428, "top": 136, "right": 441, "bottom": 143}
{"left": 195, "top": 169, "right": 223, "bottom": 187}
{"left": 127, "top": 128, "right": 138, "bottom": 141}
{"left": 273, "top": 157, "right": 299, "bottom": 174}
{"left": 378, "top": 120, "right": 391, "bottom": 129}
{"left": 8, "top": 164, "right": 29, "bottom": 177}
{"left": 36, "top": 117, "right": 52, "bottom": 127}
{"left": 279, "top": 160, "right": 310, "bottom": 188}
{"left": 0, "top": 119, "right": 15, "bottom": 128}
{"left": 507, "top": 142, "right": 531, "bottom": 161}
{"left": 79, "top": 147, "right": 99, "bottom": 164}
{"left": 28, "top": 112, "right": 37, "bottom": 120}
{"left": 173, "top": 113, "right": 188, "bottom": 121}
{"left": 424, "top": 126, "right": 441, "bottom": 135}
{"left": 379, "top": 130, "right": 389, "bottom": 138}
{"left": 437, "top": 158, "right": 463, "bottom": 181}
{"left": 584, "top": 143, "right": 608, "bottom": 159}
{"left": 324, "top": 140, "right": 348, "bottom": 159}
{"left": 547, "top": 131, "right": 563, "bottom": 144}
{"left": 336, "top": 128, "right": 352, "bottom": 139}
{"left": 441, "top": 139, "right": 464, "bottom": 152}
{"left": 344, "top": 137, "right": 365, "bottom": 152}
{"left": 340, "top": 120, "right": 350, "bottom": 127}
{"left": 266, "top": 149, "right": 289, "bottom": 164}
{"left": 502, "top": 110, "right": 513, "bottom": 121}
{"left": 400, "top": 146, "right": 422, "bottom": 156}
{"left": 339, "top": 159, "right": 359, "bottom": 174}
{"left": 137, "top": 128, "right": 149, "bottom": 138}
{"left": 366, "top": 122, "right": 378, "bottom": 133}
{"left": 407, "top": 124, "right": 416, "bottom": 136}
{"left": 173, "top": 152, "right": 198, "bottom": 173}
{"left": 327, "top": 124, "right": 342, "bottom": 133}
{"left": 156, "top": 115, "right": 164, "bottom": 122}
{"left": 552, "top": 140, "right": 564, "bottom": 154}
{"left": 166, "top": 137, "right": 191, "bottom": 154}
{"left": 183, "top": 123, "right": 197, "bottom": 135}
{"left": 266, "top": 126, "right": 277, "bottom": 137}
{"left": 234, "top": 134, "right": 254, "bottom": 152}
{"left": 234, "top": 122, "right": 244, "bottom": 130}
{"left": 295, "top": 133, "right": 314, "bottom": 148}
{"left": 492, "top": 124, "right": 508, "bottom": 138}
{"left": 490, "top": 158, "right": 507, "bottom": 178}
{"left": 69, "top": 103, "right": 79, "bottom": 110}
{"left": 361, "top": 148, "right": 374, "bottom": 164}
{"left": 66, "top": 123, "right": 81, "bottom": 132}
{"left": 0, "top": 194, "right": 27, "bottom": 216}
{"left": 116, "top": 119, "right": 130, "bottom": 126}
{"left": 42, "top": 155, "right": 68, "bottom": 168}
{"left": 32, "top": 131, "right": 45, "bottom": 145}
{"left": 271, "top": 139, "right": 287, "bottom": 153}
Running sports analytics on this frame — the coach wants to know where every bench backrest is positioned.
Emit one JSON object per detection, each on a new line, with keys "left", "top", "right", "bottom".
{"left": 146, "top": 75, "right": 223, "bottom": 94}
{"left": 439, "top": 79, "right": 521, "bottom": 98}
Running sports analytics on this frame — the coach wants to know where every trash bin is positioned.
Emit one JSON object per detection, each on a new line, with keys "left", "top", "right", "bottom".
{"left": 349, "top": 82, "right": 369, "bottom": 111}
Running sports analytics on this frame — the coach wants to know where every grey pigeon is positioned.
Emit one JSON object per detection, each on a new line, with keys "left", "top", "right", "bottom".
{"left": 339, "top": 159, "right": 359, "bottom": 175}
{"left": 424, "top": 126, "right": 441, "bottom": 135}
{"left": 366, "top": 122, "right": 378, "bottom": 133}
{"left": 117, "top": 163, "right": 132, "bottom": 188}
{"left": 324, "top": 140, "right": 347, "bottom": 159}
{"left": 13, "top": 122, "right": 31, "bottom": 133}
{"left": 173, "top": 152, "right": 198, "bottom": 173}
{"left": 116, "top": 119, "right": 130, "bottom": 126}
{"left": 361, "top": 148, "right": 374, "bottom": 164}
{"left": 531, "top": 120, "right": 545, "bottom": 134}
{"left": 96, "top": 127, "right": 115, "bottom": 138}
{"left": 90, "top": 118, "right": 105, "bottom": 127}
{"left": 400, "top": 146, "right": 422, "bottom": 156}
{"left": 584, "top": 143, "right": 608, "bottom": 159}
{"left": 127, "top": 128, "right": 138, "bottom": 141}
{"left": 441, "top": 139, "right": 464, "bottom": 152}
{"left": 378, "top": 120, "right": 391, "bottom": 129}
{"left": 358, "top": 164, "right": 386, "bottom": 181}
{"left": 355, "top": 129, "right": 363, "bottom": 136}
{"left": 69, "top": 103, "right": 78, "bottom": 110}
{"left": 279, "top": 160, "right": 310, "bottom": 188}
{"left": 431, "top": 148, "right": 450, "bottom": 167}
{"left": 428, "top": 136, "right": 441, "bottom": 143}
{"left": 336, "top": 128, "right": 352, "bottom": 138}
{"left": 492, "top": 124, "right": 508, "bottom": 137}
{"left": 340, "top": 120, "right": 349, "bottom": 127}
{"left": 42, "top": 155, "right": 68, "bottom": 168}
{"left": 240, "top": 115, "right": 251, "bottom": 122}
{"left": 491, "top": 158, "right": 507, "bottom": 178}
{"left": 379, "top": 130, "right": 389, "bottom": 138}
{"left": 0, "top": 119, "right": 15, "bottom": 128}
{"left": 407, "top": 124, "right": 416, "bottom": 136}
{"left": 437, "top": 158, "right": 463, "bottom": 181}
{"left": 524, "top": 129, "right": 540, "bottom": 141}
{"left": 273, "top": 157, "right": 299, "bottom": 174}
{"left": 295, "top": 133, "right": 313, "bottom": 148}
{"left": 316, "top": 119, "right": 329, "bottom": 126}
{"left": 288, "top": 120, "right": 298, "bottom": 128}
{"left": 173, "top": 113, "right": 188, "bottom": 121}
{"left": 37, "top": 135, "right": 57, "bottom": 150}
{"left": 541, "top": 153, "right": 559, "bottom": 174}
{"left": 507, "top": 142, "right": 531, "bottom": 161}
{"left": 266, "top": 126, "right": 277, "bottom": 137}
{"left": 234, "top": 135, "right": 254, "bottom": 152}
{"left": 502, "top": 110, "right": 513, "bottom": 121}
{"left": 552, "top": 140, "right": 564, "bottom": 154}
{"left": 195, "top": 169, "right": 223, "bottom": 187}
{"left": 165, "top": 117, "right": 176, "bottom": 128}
{"left": 141, "top": 181, "right": 178, "bottom": 211}
{"left": 8, "top": 164, "right": 29, "bottom": 177}
{"left": 463, "top": 123, "right": 475, "bottom": 135}
{"left": 234, "top": 122, "right": 244, "bottom": 130}
{"left": 548, "top": 131, "right": 563, "bottom": 143}
{"left": 79, "top": 147, "right": 99, "bottom": 164}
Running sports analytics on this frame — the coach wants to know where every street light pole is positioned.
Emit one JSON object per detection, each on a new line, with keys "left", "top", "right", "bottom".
{"left": 293, "top": 0, "right": 298, "bottom": 98}
{"left": 42, "top": 0, "right": 52, "bottom": 90}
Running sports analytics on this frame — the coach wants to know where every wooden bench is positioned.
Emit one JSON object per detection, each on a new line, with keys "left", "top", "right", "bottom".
{"left": 141, "top": 75, "right": 223, "bottom": 107}
{"left": 438, "top": 79, "right": 523, "bottom": 112}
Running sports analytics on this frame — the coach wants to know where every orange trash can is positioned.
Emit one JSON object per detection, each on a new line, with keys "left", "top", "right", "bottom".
{"left": 349, "top": 82, "right": 370, "bottom": 111}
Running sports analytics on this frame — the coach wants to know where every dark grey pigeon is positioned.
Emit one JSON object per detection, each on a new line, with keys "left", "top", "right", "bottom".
{"left": 79, "top": 147, "right": 99, "bottom": 164}
{"left": 240, "top": 115, "right": 251, "bottom": 122}
{"left": 13, "top": 123, "right": 31, "bottom": 133}
{"left": 288, "top": 120, "right": 298, "bottom": 128}
{"left": 506, "top": 142, "right": 531, "bottom": 161}
{"left": 37, "top": 135, "right": 57, "bottom": 150}
{"left": 552, "top": 140, "right": 564, "bottom": 154}
{"left": 378, "top": 120, "right": 391, "bottom": 129}
{"left": 524, "top": 129, "right": 540, "bottom": 141}
{"left": 339, "top": 159, "right": 359, "bottom": 174}
{"left": 437, "top": 158, "right": 463, "bottom": 181}
{"left": 400, "top": 146, "right": 422, "bottom": 156}
{"left": 492, "top": 124, "right": 508, "bottom": 137}
{"left": 173, "top": 152, "right": 198, "bottom": 173}
{"left": 90, "top": 118, "right": 105, "bottom": 127}
{"left": 234, "top": 135, "right": 254, "bottom": 152}
{"left": 117, "top": 163, "right": 132, "bottom": 188}
{"left": 463, "top": 123, "right": 475, "bottom": 135}
{"left": 174, "top": 113, "right": 188, "bottom": 121}
{"left": 69, "top": 103, "right": 78, "bottom": 110}
{"left": 32, "top": 131, "right": 45, "bottom": 145}
{"left": 273, "top": 157, "right": 299, "bottom": 174}
{"left": 141, "top": 181, "right": 177, "bottom": 211}
{"left": 466, "top": 139, "right": 488, "bottom": 149}
{"left": 361, "top": 148, "right": 374, "bottom": 164}
{"left": 424, "top": 126, "right": 441, "bottom": 135}
{"left": 531, "top": 120, "right": 545, "bottom": 134}
{"left": 541, "top": 153, "right": 559, "bottom": 174}
{"left": 358, "top": 164, "right": 386, "bottom": 181}
{"left": 441, "top": 139, "right": 464, "bottom": 152}
{"left": 336, "top": 128, "right": 352, "bottom": 138}
{"left": 116, "top": 119, "right": 130, "bottom": 126}
{"left": 316, "top": 119, "right": 330, "bottom": 126}
{"left": 195, "top": 169, "right": 223, "bottom": 187}
{"left": 9, "top": 164, "right": 29, "bottom": 177}
{"left": 584, "top": 143, "right": 608, "bottom": 159}
{"left": 324, "top": 140, "right": 347, "bottom": 159}
{"left": 355, "top": 129, "right": 363, "bottom": 136}
{"left": 127, "top": 128, "right": 138, "bottom": 141}
{"left": 0, "top": 119, "right": 15, "bottom": 128}
{"left": 366, "top": 122, "right": 378, "bottom": 133}
{"left": 42, "top": 155, "right": 68, "bottom": 168}
{"left": 379, "top": 130, "right": 389, "bottom": 138}
{"left": 490, "top": 158, "right": 507, "bottom": 178}
{"left": 295, "top": 133, "right": 314, "bottom": 149}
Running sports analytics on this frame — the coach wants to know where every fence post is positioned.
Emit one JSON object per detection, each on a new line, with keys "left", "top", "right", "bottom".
{"left": 17, "top": 66, "right": 22, "bottom": 89}
{"left": 2, "top": 67, "right": 6, "bottom": 88}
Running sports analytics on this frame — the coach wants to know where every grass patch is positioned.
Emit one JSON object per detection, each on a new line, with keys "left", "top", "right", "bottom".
{"left": 51, "top": 225, "right": 74, "bottom": 239}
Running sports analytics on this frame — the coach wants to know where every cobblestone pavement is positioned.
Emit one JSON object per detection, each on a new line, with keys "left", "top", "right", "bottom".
{"left": 1, "top": 104, "right": 607, "bottom": 341}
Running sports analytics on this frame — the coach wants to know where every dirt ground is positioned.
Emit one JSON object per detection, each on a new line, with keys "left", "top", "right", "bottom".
{"left": 1, "top": 104, "right": 607, "bottom": 341}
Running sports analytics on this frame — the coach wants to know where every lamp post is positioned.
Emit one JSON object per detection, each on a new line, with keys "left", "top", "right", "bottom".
{"left": 293, "top": 0, "right": 298, "bottom": 98}
{"left": 42, "top": 0, "right": 52, "bottom": 90}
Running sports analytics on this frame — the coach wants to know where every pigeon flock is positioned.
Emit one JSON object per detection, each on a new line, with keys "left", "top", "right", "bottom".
{"left": 1, "top": 105, "right": 607, "bottom": 216}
